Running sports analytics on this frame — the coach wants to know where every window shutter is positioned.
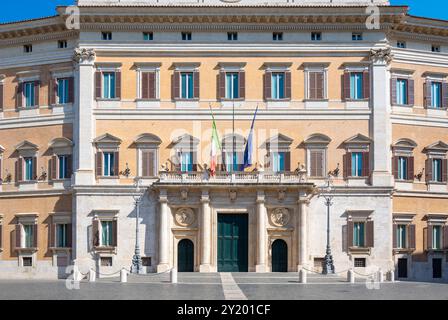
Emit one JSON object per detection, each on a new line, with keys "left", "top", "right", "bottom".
{"left": 407, "top": 156, "right": 414, "bottom": 181}
{"left": 218, "top": 71, "right": 226, "bottom": 100}
{"left": 392, "top": 224, "right": 397, "bottom": 249}
{"left": 442, "top": 83, "right": 448, "bottom": 110}
{"left": 310, "top": 150, "right": 324, "bottom": 177}
{"left": 343, "top": 152, "right": 351, "bottom": 178}
{"left": 284, "top": 151, "right": 291, "bottom": 172}
{"left": 16, "top": 157, "right": 23, "bottom": 182}
{"left": 67, "top": 155, "right": 73, "bottom": 178}
{"left": 49, "top": 78, "right": 57, "bottom": 105}
{"left": 95, "top": 71, "right": 102, "bottom": 99}
{"left": 362, "top": 152, "right": 370, "bottom": 177}
{"left": 407, "top": 79, "right": 414, "bottom": 106}
{"left": 239, "top": 71, "right": 245, "bottom": 99}
{"left": 32, "top": 157, "right": 37, "bottom": 180}
{"left": 142, "top": 150, "right": 155, "bottom": 177}
{"left": 15, "top": 224, "right": 21, "bottom": 248}
{"left": 112, "top": 220, "right": 118, "bottom": 247}
{"left": 50, "top": 223, "right": 56, "bottom": 247}
{"left": 390, "top": 78, "right": 397, "bottom": 105}
{"left": 141, "top": 72, "right": 149, "bottom": 99}
{"left": 424, "top": 81, "right": 431, "bottom": 108}
{"left": 347, "top": 221, "right": 354, "bottom": 248}
{"left": 33, "top": 224, "right": 38, "bottom": 248}
{"left": 443, "top": 225, "right": 448, "bottom": 250}
{"left": 115, "top": 71, "right": 121, "bottom": 99}
{"left": 426, "top": 226, "right": 433, "bottom": 250}
{"left": 68, "top": 77, "right": 74, "bottom": 103}
{"left": 96, "top": 153, "right": 102, "bottom": 177}
{"left": 366, "top": 220, "right": 374, "bottom": 248}
{"left": 0, "top": 224, "right": 2, "bottom": 249}
{"left": 0, "top": 83, "right": 4, "bottom": 111}
{"left": 67, "top": 223, "right": 72, "bottom": 247}
{"left": 148, "top": 72, "right": 156, "bottom": 99}
{"left": 284, "top": 71, "right": 291, "bottom": 100}
{"left": 442, "top": 159, "right": 448, "bottom": 183}
{"left": 34, "top": 81, "right": 40, "bottom": 106}
{"left": 264, "top": 72, "right": 272, "bottom": 100}
{"left": 113, "top": 151, "right": 119, "bottom": 177}
{"left": 172, "top": 71, "right": 180, "bottom": 100}
{"left": 392, "top": 156, "right": 398, "bottom": 179}
{"left": 343, "top": 71, "right": 351, "bottom": 100}
{"left": 16, "top": 82, "right": 23, "bottom": 108}
{"left": 193, "top": 71, "right": 200, "bottom": 99}
{"left": 425, "top": 158, "right": 432, "bottom": 183}
{"left": 362, "top": 71, "right": 370, "bottom": 99}
{"left": 92, "top": 219, "right": 99, "bottom": 247}
{"left": 309, "top": 72, "right": 316, "bottom": 100}
{"left": 316, "top": 72, "right": 324, "bottom": 100}
{"left": 408, "top": 224, "right": 416, "bottom": 250}
{"left": 51, "top": 155, "right": 57, "bottom": 180}
{"left": 192, "top": 151, "right": 198, "bottom": 172}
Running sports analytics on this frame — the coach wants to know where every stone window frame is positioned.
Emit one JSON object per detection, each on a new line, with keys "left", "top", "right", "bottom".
{"left": 133, "top": 133, "right": 162, "bottom": 178}
{"left": 392, "top": 213, "right": 416, "bottom": 253}
{"left": 92, "top": 210, "right": 119, "bottom": 255}
{"left": 303, "top": 133, "right": 331, "bottom": 178}
{"left": 423, "top": 141, "right": 448, "bottom": 185}
{"left": 48, "top": 137, "right": 73, "bottom": 181}
{"left": 390, "top": 68, "right": 415, "bottom": 107}
{"left": 342, "top": 63, "right": 370, "bottom": 102}
{"left": 16, "top": 71, "right": 41, "bottom": 110}
{"left": 424, "top": 214, "right": 448, "bottom": 252}
{"left": 262, "top": 62, "right": 292, "bottom": 102}
{"left": 49, "top": 68, "right": 75, "bottom": 107}
{"left": 221, "top": 133, "right": 246, "bottom": 171}
{"left": 303, "top": 63, "right": 329, "bottom": 101}
{"left": 95, "top": 63, "right": 122, "bottom": 101}
{"left": 15, "top": 213, "right": 39, "bottom": 267}
{"left": 346, "top": 210, "right": 374, "bottom": 256}
{"left": 262, "top": 133, "right": 293, "bottom": 173}
{"left": 169, "top": 133, "right": 200, "bottom": 172}
{"left": 0, "top": 74, "right": 5, "bottom": 112}
{"left": 342, "top": 134, "right": 372, "bottom": 179}
{"left": 422, "top": 72, "right": 448, "bottom": 110}
{"left": 134, "top": 62, "right": 161, "bottom": 101}
{"left": 93, "top": 134, "right": 122, "bottom": 179}
{"left": 0, "top": 144, "right": 4, "bottom": 184}
{"left": 15, "top": 140, "right": 39, "bottom": 184}
{"left": 217, "top": 62, "right": 246, "bottom": 102}
{"left": 391, "top": 138, "right": 417, "bottom": 182}
{"left": 171, "top": 62, "right": 201, "bottom": 102}
{"left": 49, "top": 212, "right": 72, "bottom": 267}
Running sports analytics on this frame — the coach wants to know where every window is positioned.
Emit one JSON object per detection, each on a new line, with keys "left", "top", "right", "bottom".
{"left": 272, "top": 152, "right": 286, "bottom": 173}
{"left": 397, "top": 41, "right": 406, "bottom": 49}
{"left": 180, "top": 72, "right": 194, "bottom": 99}
{"left": 225, "top": 72, "right": 239, "bottom": 99}
{"left": 22, "top": 257, "right": 33, "bottom": 266}
{"left": 58, "top": 155, "right": 70, "bottom": 179}
{"left": 103, "top": 152, "right": 116, "bottom": 177}
{"left": 311, "top": 32, "right": 322, "bottom": 41}
{"left": 102, "top": 72, "right": 116, "bottom": 99}
{"left": 350, "top": 72, "right": 364, "bottom": 100}
{"left": 397, "top": 156, "right": 408, "bottom": 180}
{"left": 181, "top": 32, "right": 192, "bottom": 41}
{"left": 308, "top": 71, "right": 325, "bottom": 100}
{"left": 143, "top": 32, "right": 153, "bottom": 41}
{"left": 396, "top": 224, "right": 407, "bottom": 249}
{"left": 57, "top": 40, "right": 67, "bottom": 49}
{"left": 430, "top": 82, "right": 442, "bottom": 108}
{"left": 227, "top": 32, "right": 238, "bottom": 41}
{"left": 353, "top": 222, "right": 365, "bottom": 247}
{"left": 142, "top": 257, "right": 151, "bottom": 267}
{"left": 309, "top": 149, "right": 325, "bottom": 177}
{"left": 351, "top": 152, "right": 363, "bottom": 177}
{"left": 180, "top": 152, "right": 193, "bottom": 172}
{"left": 24, "top": 82, "right": 35, "bottom": 107}
{"left": 101, "top": 221, "right": 114, "bottom": 247}
{"left": 352, "top": 32, "right": 363, "bottom": 41}
{"left": 101, "top": 32, "right": 112, "bottom": 40}
{"left": 271, "top": 73, "right": 285, "bottom": 100}
{"left": 432, "top": 158, "right": 443, "bottom": 182}
{"left": 354, "top": 258, "right": 366, "bottom": 268}
{"left": 432, "top": 45, "right": 441, "bottom": 53}
{"left": 57, "top": 78, "right": 70, "bottom": 104}
{"left": 273, "top": 32, "right": 283, "bottom": 41}
{"left": 100, "top": 257, "right": 113, "bottom": 266}
{"left": 141, "top": 149, "right": 157, "bottom": 177}
{"left": 23, "top": 44, "right": 32, "bottom": 53}
{"left": 396, "top": 79, "right": 408, "bottom": 105}
{"left": 432, "top": 225, "right": 442, "bottom": 249}
{"left": 24, "top": 157, "right": 34, "bottom": 181}
{"left": 225, "top": 152, "right": 240, "bottom": 172}
{"left": 23, "top": 225, "right": 34, "bottom": 248}
{"left": 56, "top": 224, "right": 69, "bottom": 247}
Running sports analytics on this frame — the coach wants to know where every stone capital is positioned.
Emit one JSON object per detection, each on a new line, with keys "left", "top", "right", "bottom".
{"left": 73, "top": 48, "right": 96, "bottom": 65}
{"left": 369, "top": 47, "right": 393, "bottom": 65}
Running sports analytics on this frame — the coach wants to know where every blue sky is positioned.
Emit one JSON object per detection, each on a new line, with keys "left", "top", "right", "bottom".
{"left": 0, "top": 0, "right": 447, "bottom": 24}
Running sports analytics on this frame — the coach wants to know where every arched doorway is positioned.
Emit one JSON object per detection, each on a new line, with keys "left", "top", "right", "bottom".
{"left": 178, "top": 239, "right": 194, "bottom": 272}
{"left": 272, "top": 239, "right": 288, "bottom": 272}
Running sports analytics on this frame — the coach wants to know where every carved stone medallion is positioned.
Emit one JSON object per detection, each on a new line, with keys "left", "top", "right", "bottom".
{"left": 175, "top": 208, "right": 195, "bottom": 227}
{"left": 270, "top": 208, "right": 290, "bottom": 227}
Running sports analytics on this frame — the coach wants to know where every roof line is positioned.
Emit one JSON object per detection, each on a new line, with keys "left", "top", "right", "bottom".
{"left": 0, "top": 15, "right": 59, "bottom": 26}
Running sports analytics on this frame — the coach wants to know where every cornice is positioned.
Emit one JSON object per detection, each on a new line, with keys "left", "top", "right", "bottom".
{"left": 0, "top": 30, "right": 78, "bottom": 47}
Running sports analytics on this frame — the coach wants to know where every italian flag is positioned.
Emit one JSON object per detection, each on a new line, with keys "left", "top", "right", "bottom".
{"left": 210, "top": 107, "right": 221, "bottom": 176}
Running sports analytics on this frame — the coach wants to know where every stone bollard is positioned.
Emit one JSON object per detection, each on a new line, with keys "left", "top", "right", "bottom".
{"left": 388, "top": 270, "right": 395, "bottom": 283}
{"left": 299, "top": 269, "right": 307, "bottom": 284}
{"left": 171, "top": 268, "right": 178, "bottom": 284}
{"left": 377, "top": 269, "right": 384, "bottom": 283}
{"left": 88, "top": 268, "right": 96, "bottom": 282}
{"left": 347, "top": 269, "right": 355, "bottom": 283}
{"left": 120, "top": 268, "right": 127, "bottom": 283}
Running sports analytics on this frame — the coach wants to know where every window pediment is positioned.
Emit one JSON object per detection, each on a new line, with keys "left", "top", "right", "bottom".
{"left": 423, "top": 141, "right": 448, "bottom": 154}
{"left": 133, "top": 133, "right": 162, "bottom": 146}
{"left": 15, "top": 140, "right": 38, "bottom": 152}
{"left": 303, "top": 133, "right": 331, "bottom": 146}
{"left": 171, "top": 62, "right": 201, "bottom": 71}
{"left": 49, "top": 137, "right": 73, "bottom": 149}
{"left": 170, "top": 133, "right": 199, "bottom": 150}
{"left": 263, "top": 133, "right": 293, "bottom": 151}
{"left": 93, "top": 133, "right": 122, "bottom": 145}
{"left": 425, "top": 214, "right": 448, "bottom": 224}
{"left": 343, "top": 134, "right": 371, "bottom": 151}
{"left": 262, "top": 62, "right": 292, "bottom": 71}
{"left": 222, "top": 134, "right": 246, "bottom": 151}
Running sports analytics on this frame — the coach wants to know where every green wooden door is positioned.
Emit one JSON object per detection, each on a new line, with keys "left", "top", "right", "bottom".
{"left": 178, "top": 239, "right": 194, "bottom": 272}
{"left": 272, "top": 239, "right": 288, "bottom": 272}
{"left": 218, "top": 214, "right": 248, "bottom": 272}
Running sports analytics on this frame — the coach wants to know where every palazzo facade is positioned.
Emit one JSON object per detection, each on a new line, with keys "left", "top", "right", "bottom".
{"left": 0, "top": 0, "right": 448, "bottom": 281}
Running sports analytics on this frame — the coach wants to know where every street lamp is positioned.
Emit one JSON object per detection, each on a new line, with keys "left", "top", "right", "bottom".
{"left": 130, "top": 178, "right": 144, "bottom": 274}
{"left": 319, "top": 175, "right": 335, "bottom": 274}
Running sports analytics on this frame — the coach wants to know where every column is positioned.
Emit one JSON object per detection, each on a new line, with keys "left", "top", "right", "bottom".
{"left": 297, "top": 192, "right": 309, "bottom": 270}
{"left": 73, "top": 48, "right": 96, "bottom": 186}
{"left": 157, "top": 190, "right": 170, "bottom": 272}
{"left": 370, "top": 48, "right": 394, "bottom": 187}
{"left": 256, "top": 190, "right": 267, "bottom": 272}
{"left": 200, "top": 190, "right": 211, "bottom": 272}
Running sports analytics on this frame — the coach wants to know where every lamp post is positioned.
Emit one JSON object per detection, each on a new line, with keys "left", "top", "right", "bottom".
{"left": 130, "top": 178, "right": 144, "bottom": 274}
{"left": 319, "top": 175, "right": 335, "bottom": 274}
